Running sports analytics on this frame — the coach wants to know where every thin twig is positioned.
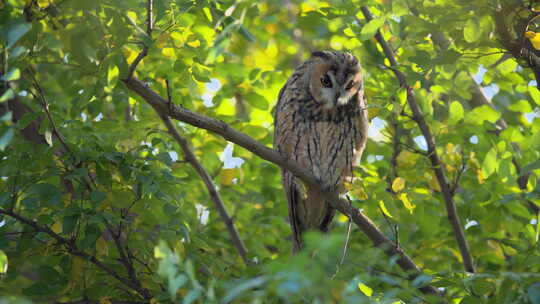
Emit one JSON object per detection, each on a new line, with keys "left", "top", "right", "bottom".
{"left": 122, "top": 77, "right": 443, "bottom": 297}
{"left": 331, "top": 196, "right": 354, "bottom": 279}
{"left": 160, "top": 79, "right": 250, "bottom": 265}
{"left": 0, "top": 208, "right": 152, "bottom": 300}
{"left": 103, "top": 219, "right": 145, "bottom": 296}
{"left": 28, "top": 68, "right": 74, "bottom": 158}
{"left": 126, "top": 0, "right": 153, "bottom": 80}
{"left": 360, "top": 6, "right": 475, "bottom": 273}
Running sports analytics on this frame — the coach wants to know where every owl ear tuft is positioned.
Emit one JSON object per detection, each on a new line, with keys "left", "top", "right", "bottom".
{"left": 311, "top": 51, "right": 330, "bottom": 60}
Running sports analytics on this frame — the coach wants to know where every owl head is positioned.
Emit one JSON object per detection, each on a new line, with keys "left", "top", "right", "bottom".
{"left": 308, "top": 51, "right": 363, "bottom": 110}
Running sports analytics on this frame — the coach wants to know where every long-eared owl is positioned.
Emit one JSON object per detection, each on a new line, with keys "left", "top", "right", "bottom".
{"left": 273, "top": 51, "right": 368, "bottom": 252}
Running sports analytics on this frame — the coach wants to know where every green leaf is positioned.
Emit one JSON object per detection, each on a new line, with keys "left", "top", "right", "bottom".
{"left": 221, "top": 276, "right": 268, "bottom": 303}
{"left": 0, "top": 250, "right": 7, "bottom": 274}
{"left": 244, "top": 92, "right": 268, "bottom": 110}
{"left": 360, "top": 18, "right": 385, "bottom": 40}
{"left": 169, "top": 274, "right": 188, "bottom": 300}
{"left": 464, "top": 17, "right": 481, "bottom": 43}
{"left": 465, "top": 105, "right": 500, "bottom": 125}
{"left": 107, "top": 65, "right": 119, "bottom": 87}
{"left": 0, "top": 111, "right": 12, "bottom": 123}
{"left": 412, "top": 274, "right": 433, "bottom": 288}
{"left": 0, "top": 89, "right": 15, "bottom": 102}
{"left": 16, "top": 112, "right": 41, "bottom": 130}
{"left": 183, "top": 288, "right": 202, "bottom": 304}
{"left": 472, "top": 279, "right": 494, "bottom": 296}
{"left": 1, "top": 68, "right": 21, "bottom": 81}
{"left": 30, "top": 183, "right": 62, "bottom": 206}
{"left": 481, "top": 147, "right": 498, "bottom": 178}
{"left": 528, "top": 283, "right": 540, "bottom": 304}
{"left": 63, "top": 215, "right": 79, "bottom": 235}
{"left": 7, "top": 23, "right": 32, "bottom": 49}
{"left": 0, "top": 128, "right": 15, "bottom": 151}
{"left": 529, "top": 86, "right": 540, "bottom": 105}
{"left": 508, "top": 100, "right": 532, "bottom": 113}
{"left": 523, "top": 160, "right": 540, "bottom": 174}
{"left": 9, "top": 46, "right": 28, "bottom": 60}
{"left": 448, "top": 101, "right": 464, "bottom": 125}
{"left": 90, "top": 191, "right": 106, "bottom": 204}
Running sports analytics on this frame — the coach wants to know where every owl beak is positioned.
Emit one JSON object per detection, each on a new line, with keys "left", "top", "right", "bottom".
{"left": 337, "top": 95, "right": 349, "bottom": 106}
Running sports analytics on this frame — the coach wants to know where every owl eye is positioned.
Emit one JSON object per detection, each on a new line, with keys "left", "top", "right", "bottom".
{"left": 345, "top": 81, "right": 355, "bottom": 90}
{"left": 320, "top": 74, "right": 332, "bottom": 88}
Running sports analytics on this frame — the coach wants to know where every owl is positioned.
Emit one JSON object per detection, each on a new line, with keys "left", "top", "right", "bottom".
{"left": 273, "top": 51, "right": 368, "bottom": 252}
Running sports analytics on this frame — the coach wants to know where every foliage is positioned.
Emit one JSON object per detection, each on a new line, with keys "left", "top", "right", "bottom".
{"left": 0, "top": 0, "right": 539, "bottom": 303}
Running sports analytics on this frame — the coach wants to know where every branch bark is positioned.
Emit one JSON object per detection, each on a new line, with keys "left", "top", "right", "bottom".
{"left": 122, "top": 77, "right": 443, "bottom": 297}
{"left": 159, "top": 103, "right": 250, "bottom": 266}
{"left": 360, "top": 6, "right": 475, "bottom": 273}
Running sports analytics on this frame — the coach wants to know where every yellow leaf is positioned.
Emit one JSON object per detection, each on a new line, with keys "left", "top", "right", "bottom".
{"left": 126, "top": 11, "right": 137, "bottom": 23}
{"left": 358, "top": 283, "right": 373, "bottom": 297}
{"left": 396, "top": 150, "right": 420, "bottom": 168}
{"left": 427, "top": 172, "right": 441, "bottom": 192}
{"left": 122, "top": 47, "right": 138, "bottom": 65}
{"left": 220, "top": 168, "right": 236, "bottom": 186}
{"left": 99, "top": 297, "right": 112, "bottom": 304}
{"left": 187, "top": 39, "right": 200, "bottom": 48}
{"left": 351, "top": 184, "right": 368, "bottom": 200}
{"left": 337, "top": 214, "right": 349, "bottom": 223}
{"left": 96, "top": 236, "right": 109, "bottom": 257}
{"left": 378, "top": 200, "right": 393, "bottom": 218}
{"left": 476, "top": 169, "right": 486, "bottom": 184}
{"left": 51, "top": 221, "right": 62, "bottom": 234}
{"left": 391, "top": 177, "right": 406, "bottom": 192}
{"left": 37, "top": 0, "right": 49, "bottom": 8}
{"left": 107, "top": 65, "right": 119, "bottom": 87}
{"left": 162, "top": 47, "right": 175, "bottom": 58}
{"left": 398, "top": 193, "right": 415, "bottom": 213}
{"left": 368, "top": 107, "right": 380, "bottom": 120}
{"left": 525, "top": 31, "right": 540, "bottom": 50}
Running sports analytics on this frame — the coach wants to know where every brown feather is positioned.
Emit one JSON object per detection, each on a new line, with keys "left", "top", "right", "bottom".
{"left": 274, "top": 51, "right": 368, "bottom": 251}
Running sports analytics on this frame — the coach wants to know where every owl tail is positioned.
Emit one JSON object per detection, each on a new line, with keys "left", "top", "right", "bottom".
{"left": 286, "top": 176, "right": 336, "bottom": 252}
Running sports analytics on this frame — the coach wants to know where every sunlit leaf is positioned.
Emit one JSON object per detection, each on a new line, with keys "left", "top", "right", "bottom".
{"left": 0, "top": 250, "right": 7, "bottom": 274}
{"left": 358, "top": 283, "right": 373, "bottom": 297}
{"left": 360, "top": 18, "right": 385, "bottom": 40}
{"left": 1, "top": 68, "right": 20, "bottom": 81}
{"left": 448, "top": 101, "right": 464, "bottom": 125}
{"left": 464, "top": 17, "right": 481, "bottom": 43}
{"left": 398, "top": 193, "right": 415, "bottom": 213}
{"left": 392, "top": 177, "right": 405, "bottom": 192}
{"left": 378, "top": 200, "right": 393, "bottom": 218}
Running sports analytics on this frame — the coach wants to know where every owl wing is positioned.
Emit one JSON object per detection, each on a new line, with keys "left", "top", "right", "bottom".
{"left": 273, "top": 83, "right": 306, "bottom": 252}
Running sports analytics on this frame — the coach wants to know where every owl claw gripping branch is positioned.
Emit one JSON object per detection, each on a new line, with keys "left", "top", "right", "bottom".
{"left": 273, "top": 51, "right": 368, "bottom": 252}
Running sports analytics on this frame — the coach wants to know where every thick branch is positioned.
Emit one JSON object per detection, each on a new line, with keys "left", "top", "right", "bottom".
{"left": 0, "top": 209, "right": 152, "bottom": 300}
{"left": 360, "top": 6, "right": 475, "bottom": 273}
{"left": 122, "top": 77, "right": 443, "bottom": 297}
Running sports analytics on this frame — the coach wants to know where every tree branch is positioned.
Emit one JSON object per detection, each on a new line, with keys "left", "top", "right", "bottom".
{"left": 420, "top": 10, "right": 538, "bottom": 215}
{"left": 126, "top": 0, "right": 153, "bottom": 80}
{"left": 122, "top": 77, "right": 443, "bottom": 297}
{"left": 0, "top": 208, "right": 152, "bottom": 300}
{"left": 360, "top": 6, "right": 475, "bottom": 273}
{"left": 161, "top": 80, "right": 250, "bottom": 265}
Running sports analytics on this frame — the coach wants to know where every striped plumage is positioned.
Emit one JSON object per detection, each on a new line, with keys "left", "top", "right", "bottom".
{"left": 273, "top": 51, "right": 368, "bottom": 252}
